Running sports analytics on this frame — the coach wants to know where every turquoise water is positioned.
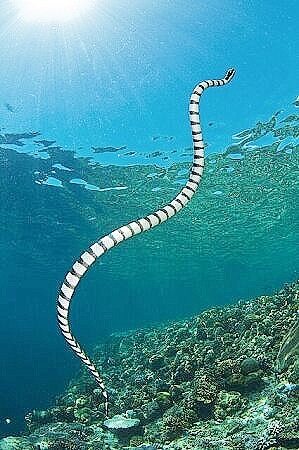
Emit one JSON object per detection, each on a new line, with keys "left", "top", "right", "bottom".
{"left": 0, "top": 0, "right": 298, "bottom": 438}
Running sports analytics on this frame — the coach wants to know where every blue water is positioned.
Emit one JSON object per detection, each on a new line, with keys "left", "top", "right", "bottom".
{"left": 0, "top": 0, "right": 298, "bottom": 438}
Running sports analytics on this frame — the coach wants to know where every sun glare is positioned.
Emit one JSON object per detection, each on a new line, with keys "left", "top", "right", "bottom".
{"left": 14, "top": 0, "right": 92, "bottom": 23}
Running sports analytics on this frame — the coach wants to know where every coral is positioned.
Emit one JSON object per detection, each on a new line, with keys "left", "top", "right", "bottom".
{"left": 148, "top": 355, "right": 165, "bottom": 371}
{"left": 103, "top": 414, "right": 140, "bottom": 431}
{"left": 214, "top": 391, "right": 247, "bottom": 421}
{"left": 75, "top": 397, "right": 90, "bottom": 408}
{"left": 224, "top": 369, "right": 265, "bottom": 392}
{"left": 193, "top": 374, "right": 218, "bottom": 406}
{"left": 73, "top": 406, "right": 95, "bottom": 424}
{"left": 1, "top": 279, "right": 299, "bottom": 449}
{"left": 161, "top": 405, "right": 197, "bottom": 440}
{"left": 25, "top": 406, "right": 75, "bottom": 432}
{"left": 0, "top": 437, "right": 34, "bottom": 450}
{"left": 240, "top": 357, "right": 260, "bottom": 375}
{"left": 155, "top": 391, "right": 172, "bottom": 409}
{"left": 129, "top": 435, "right": 144, "bottom": 447}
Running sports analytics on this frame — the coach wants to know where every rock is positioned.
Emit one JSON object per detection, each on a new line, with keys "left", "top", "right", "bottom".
{"left": 104, "top": 414, "right": 140, "bottom": 431}
{"left": 240, "top": 357, "right": 260, "bottom": 375}
{"left": 148, "top": 355, "right": 165, "bottom": 370}
{"left": 214, "top": 391, "right": 247, "bottom": 420}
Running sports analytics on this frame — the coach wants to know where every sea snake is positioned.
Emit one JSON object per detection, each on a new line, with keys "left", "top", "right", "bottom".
{"left": 57, "top": 68, "right": 236, "bottom": 418}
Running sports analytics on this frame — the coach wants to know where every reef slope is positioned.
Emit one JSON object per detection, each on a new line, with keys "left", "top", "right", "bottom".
{"left": 1, "top": 280, "right": 298, "bottom": 450}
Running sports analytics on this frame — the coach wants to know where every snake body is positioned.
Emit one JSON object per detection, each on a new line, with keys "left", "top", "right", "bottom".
{"left": 57, "top": 69, "right": 235, "bottom": 417}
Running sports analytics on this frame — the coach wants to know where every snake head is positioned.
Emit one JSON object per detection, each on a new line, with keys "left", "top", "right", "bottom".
{"left": 224, "top": 68, "right": 236, "bottom": 81}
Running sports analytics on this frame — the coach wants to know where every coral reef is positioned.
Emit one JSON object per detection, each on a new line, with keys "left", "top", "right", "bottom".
{"left": 1, "top": 279, "right": 298, "bottom": 449}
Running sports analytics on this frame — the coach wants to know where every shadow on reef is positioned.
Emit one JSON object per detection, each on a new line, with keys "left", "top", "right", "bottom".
{"left": 0, "top": 280, "right": 298, "bottom": 450}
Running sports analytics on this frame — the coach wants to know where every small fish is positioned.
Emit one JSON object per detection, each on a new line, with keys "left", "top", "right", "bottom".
{"left": 5, "top": 418, "right": 11, "bottom": 424}
{"left": 123, "top": 151, "right": 137, "bottom": 156}
{"left": 147, "top": 151, "right": 163, "bottom": 158}
{"left": 4, "top": 103, "right": 14, "bottom": 113}
{"left": 152, "top": 135, "right": 174, "bottom": 142}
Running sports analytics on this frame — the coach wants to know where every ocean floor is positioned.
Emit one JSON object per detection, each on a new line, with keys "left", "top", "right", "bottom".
{"left": 1, "top": 280, "right": 298, "bottom": 450}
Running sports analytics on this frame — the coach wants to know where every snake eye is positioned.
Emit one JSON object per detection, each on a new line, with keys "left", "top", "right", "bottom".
{"left": 225, "top": 68, "right": 236, "bottom": 81}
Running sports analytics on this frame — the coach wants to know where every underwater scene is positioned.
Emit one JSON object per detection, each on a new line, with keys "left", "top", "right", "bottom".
{"left": 0, "top": 1, "right": 298, "bottom": 449}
